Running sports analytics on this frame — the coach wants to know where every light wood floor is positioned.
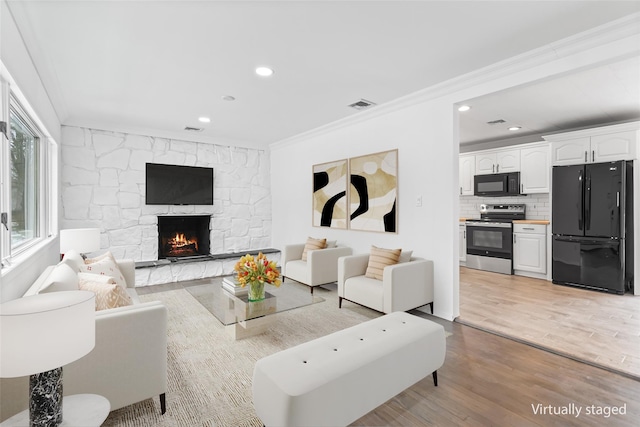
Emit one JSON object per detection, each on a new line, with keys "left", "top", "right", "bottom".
{"left": 354, "top": 319, "right": 640, "bottom": 426}
{"left": 457, "top": 267, "right": 640, "bottom": 379}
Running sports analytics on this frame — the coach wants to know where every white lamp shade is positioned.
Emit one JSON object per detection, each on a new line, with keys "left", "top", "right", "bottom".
{"left": 0, "top": 291, "right": 95, "bottom": 378}
{"left": 60, "top": 228, "right": 101, "bottom": 254}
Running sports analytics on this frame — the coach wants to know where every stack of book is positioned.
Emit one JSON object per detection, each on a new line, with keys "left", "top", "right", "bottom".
{"left": 222, "top": 277, "right": 247, "bottom": 296}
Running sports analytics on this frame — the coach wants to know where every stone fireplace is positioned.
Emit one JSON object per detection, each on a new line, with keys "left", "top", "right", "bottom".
{"left": 157, "top": 215, "right": 211, "bottom": 259}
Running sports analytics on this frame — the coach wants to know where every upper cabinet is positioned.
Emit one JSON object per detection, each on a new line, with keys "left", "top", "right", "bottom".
{"left": 545, "top": 122, "right": 639, "bottom": 166}
{"left": 549, "top": 137, "right": 590, "bottom": 165}
{"left": 520, "top": 143, "right": 550, "bottom": 194}
{"left": 475, "top": 149, "right": 520, "bottom": 175}
{"left": 496, "top": 149, "right": 520, "bottom": 173}
{"left": 475, "top": 152, "right": 496, "bottom": 175}
{"left": 459, "top": 155, "right": 475, "bottom": 196}
{"left": 460, "top": 142, "right": 550, "bottom": 195}
{"left": 592, "top": 131, "right": 636, "bottom": 162}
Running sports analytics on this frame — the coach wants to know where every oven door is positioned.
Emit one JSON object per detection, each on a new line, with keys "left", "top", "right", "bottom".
{"left": 466, "top": 221, "right": 513, "bottom": 259}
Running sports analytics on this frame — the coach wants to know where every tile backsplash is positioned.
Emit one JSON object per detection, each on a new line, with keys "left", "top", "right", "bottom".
{"left": 460, "top": 193, "right": 550, "bottom": 220}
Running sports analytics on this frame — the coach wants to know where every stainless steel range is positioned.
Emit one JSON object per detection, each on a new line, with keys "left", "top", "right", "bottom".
{"left": 465, "top": 204, "right": 526, "bottom": 275}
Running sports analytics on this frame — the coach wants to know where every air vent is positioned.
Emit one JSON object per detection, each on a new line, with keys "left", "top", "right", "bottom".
{"left": 487, "top": 119, "right": 506, "bottom": 125}
{"left": 184, "top": 126, "right": 204, "bottom": 132}
{"left": 348, "top": 99, "right": 377, "bottom": 110}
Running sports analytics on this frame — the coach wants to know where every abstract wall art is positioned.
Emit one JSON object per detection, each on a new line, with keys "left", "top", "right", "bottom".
{"left": 312, "top": 160, "right": 348, "bottom": 229}
{"left": 349, "top": 149, "right": 398, "bottom": 233}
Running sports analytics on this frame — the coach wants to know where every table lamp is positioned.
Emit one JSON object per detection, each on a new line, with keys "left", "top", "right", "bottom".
{"left": 59, "top": 228, "right": 100, "bottom": 258}
{"left": 0, "top": 291, "right": 95, "bottom": 427}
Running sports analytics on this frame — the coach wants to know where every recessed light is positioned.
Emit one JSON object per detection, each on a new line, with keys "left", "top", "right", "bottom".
{"left": 255, "top": 66, "right": 274, "bottom": 77}
{"left": 508, "top": 126, "right": 521, "bottom": 131}
{"left": 198, "top": 117, "right": 211, "bottom": 123}
{"left": 458, "top": 105, "right": 471, "bottom": 112}
{"left": 222, "top": 95, "right": 236, "bottom": 101}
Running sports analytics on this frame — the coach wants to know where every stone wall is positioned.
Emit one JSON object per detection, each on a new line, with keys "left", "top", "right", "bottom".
{"left": 60, "top": 126, "right": 273, "bottom": 282}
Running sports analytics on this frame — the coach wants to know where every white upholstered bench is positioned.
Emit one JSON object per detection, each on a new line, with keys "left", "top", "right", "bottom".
{"left": 252, "top": 311, "right": 446, "bottom": 427}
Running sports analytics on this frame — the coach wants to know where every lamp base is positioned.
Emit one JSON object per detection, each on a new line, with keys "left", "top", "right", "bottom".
{"left": 29, "top": 367, "right": 63, "bottom": 427}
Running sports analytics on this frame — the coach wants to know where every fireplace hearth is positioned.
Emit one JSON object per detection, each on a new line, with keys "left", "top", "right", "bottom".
{"left": 157, "top": 215, "right": 211, "bottom": 259}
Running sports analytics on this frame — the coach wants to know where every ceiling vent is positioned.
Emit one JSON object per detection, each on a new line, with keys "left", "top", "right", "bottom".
{"left": 184, "top": 126, "right": 204, "bottom": 132}
{"left": 348, "top": 99, "right": 377, "bottom": 110}
{"left": 487, "top": 119, "right": 507, "bottom": 125}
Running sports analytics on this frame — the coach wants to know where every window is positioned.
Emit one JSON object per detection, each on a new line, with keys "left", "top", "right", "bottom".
{"left": 1, "top": 91, "right": 54, "bottom": 268}
{"left": 9, "top": 106, "right": 40, "bottom": 250}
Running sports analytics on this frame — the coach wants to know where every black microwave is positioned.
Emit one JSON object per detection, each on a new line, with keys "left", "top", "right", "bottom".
{"left": 474, "top": 172, "right": 520, "bottom": 197}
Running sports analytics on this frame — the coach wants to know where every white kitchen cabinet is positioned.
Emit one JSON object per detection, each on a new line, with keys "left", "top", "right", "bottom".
{"left": 475, "top": 152, "right": 497, "bottom": 175}
{"left": 520, "top": 143, "right": 550, "bottom": 194}
{"left": 591, "top": 131, "right": 636, "bottom": 162}
{"left": 546, "top": 122, "right": 638, "bottom": 166}
{"left": 550, "top": 137, "right": 591, "bottom": 165}
{"left": 513, "top": 223, "right": 546, "bottom": 274}
{"left": 459, "top": 155, "right": 475, "bottom": 196}
{"left": 459, "top": 223, "right": 466, "bottom": 263}
{"left": 475, "top": 149, "right": 520, "bottom": 174}
{"left": 496, "top": 149, "right": 520, "bottom": 173}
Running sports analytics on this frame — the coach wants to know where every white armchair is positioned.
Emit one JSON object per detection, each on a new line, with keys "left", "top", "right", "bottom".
{"left": 338, "top": 254, "right": 434, "bottom": 314}
{"left": 282, "top": 243, "right": 353, "bottom": 294}
{"left": 0, "top": 259, "right": 167, "bottom": 421}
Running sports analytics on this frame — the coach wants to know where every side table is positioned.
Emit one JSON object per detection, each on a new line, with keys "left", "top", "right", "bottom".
{"left": 0, "top": 394, "right": 110, "bottom": 427}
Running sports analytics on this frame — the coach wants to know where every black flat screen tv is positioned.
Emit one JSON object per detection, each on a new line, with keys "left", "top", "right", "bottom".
{"left": 145, "top": 163, "right": 214, "bottom": 205}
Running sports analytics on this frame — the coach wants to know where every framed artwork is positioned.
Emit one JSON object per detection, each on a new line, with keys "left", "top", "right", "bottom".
{"left": 312, "top": 160, "right": 348, "bottom": 229}
{"left": 348, "top": 149, "right": 398, "bottom": 233}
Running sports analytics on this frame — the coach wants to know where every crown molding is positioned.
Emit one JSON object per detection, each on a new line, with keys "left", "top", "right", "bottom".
{"left": 542, "top": 120, "right": 640, "bottom": 142}
{"left": 61, "top": 120, "right": 265, "bottom": 152}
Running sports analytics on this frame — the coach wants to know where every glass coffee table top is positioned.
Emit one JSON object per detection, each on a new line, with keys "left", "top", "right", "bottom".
{"left": 185, "top": 279, "right": 325, "bottom": 326}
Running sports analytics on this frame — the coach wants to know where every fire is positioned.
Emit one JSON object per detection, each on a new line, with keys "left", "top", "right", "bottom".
{"left": 169, "top": 233, "right": 199, "bottom": 251}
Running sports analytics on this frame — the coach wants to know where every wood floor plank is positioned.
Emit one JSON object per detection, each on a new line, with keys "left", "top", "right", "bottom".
{"left": 458, "top": 267, "right": 640, "bottom": 378}
{"left": 353, "top": 322, "right": 640, "bottom": 426}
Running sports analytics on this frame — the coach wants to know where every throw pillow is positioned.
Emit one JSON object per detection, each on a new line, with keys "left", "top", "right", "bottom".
{"left": 78, "top": 272, "right": 117, "bottom": 284}
{"left": 78, "top": 276, "right": 133, "bottom": 311}
{"left": 62, "top": 249, "right": 84, "bottom": 271}
{"left": 326, "top": 240, "right": 338, "bottom": 248}
{"left": 84, "top": 251, "right": 116, "bottom": 264}
{"left": 80, "top": 257, "right": 127, "bottom": 288}
{"left": 301, "top": 237, "right": 327, "bottom": 261}
{"left": 398, "top": 250, "right": 413, "bottom": 263}
{"left": 365, "top": 246, "right": 402, "bottom": 280}
{"left": 38, "top": 262, "right": 80, "bottom": 294}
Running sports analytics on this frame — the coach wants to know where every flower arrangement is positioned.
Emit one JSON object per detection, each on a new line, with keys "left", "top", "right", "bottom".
{"left": 234, "top": 252, "right": 281, "bottom": 301}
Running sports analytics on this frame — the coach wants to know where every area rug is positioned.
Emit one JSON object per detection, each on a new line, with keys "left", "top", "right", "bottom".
{"left": 102, "top": 283, "right": 381, "bottom": 427}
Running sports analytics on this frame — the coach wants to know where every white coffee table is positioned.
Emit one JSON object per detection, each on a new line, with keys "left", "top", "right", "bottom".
{"left": 0, "top": 394, "right": 110, "bottom": 427}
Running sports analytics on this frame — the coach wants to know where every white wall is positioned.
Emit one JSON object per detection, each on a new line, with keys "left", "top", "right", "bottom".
{"left": 272, "top": 100, "right": 459, "bottom": 321}
{"left": 0, "top": 0, "right": 61, "bottom": 302}
{"left": 270, "top": 18, "right": 640, "bottom": 321}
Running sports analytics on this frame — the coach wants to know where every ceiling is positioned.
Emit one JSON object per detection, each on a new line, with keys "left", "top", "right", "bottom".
{"left": 458, "top": 55, "right": 640, "bottom": 148}
{"left": 6, "top": 1, "right": 640, "bottom": 149}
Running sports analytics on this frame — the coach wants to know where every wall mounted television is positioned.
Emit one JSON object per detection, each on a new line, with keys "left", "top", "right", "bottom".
{"left": 145, "top": 163, "right": 214, "bottom": 205}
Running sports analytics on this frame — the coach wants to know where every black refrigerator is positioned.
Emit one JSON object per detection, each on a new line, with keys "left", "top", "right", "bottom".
{"left": 552, "top": 160, "right": 634, "bottom": 294}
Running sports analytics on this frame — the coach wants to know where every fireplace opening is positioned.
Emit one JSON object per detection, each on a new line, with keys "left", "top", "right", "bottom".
{"left": 157, "top": 215, "right": 211, "bottom": 259}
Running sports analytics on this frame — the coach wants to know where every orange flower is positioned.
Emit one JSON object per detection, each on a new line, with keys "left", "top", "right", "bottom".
{"left": 234, "top": 252, "right": 281, "bottom": 288}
